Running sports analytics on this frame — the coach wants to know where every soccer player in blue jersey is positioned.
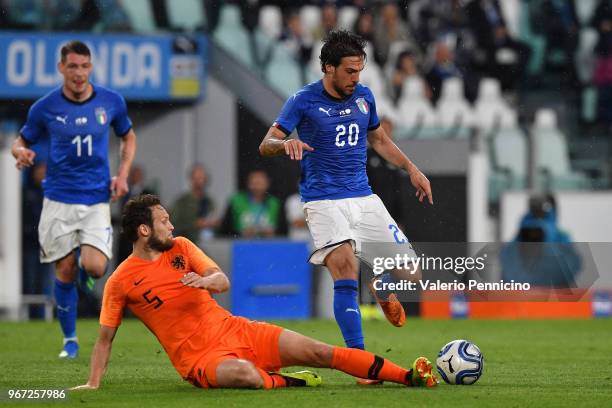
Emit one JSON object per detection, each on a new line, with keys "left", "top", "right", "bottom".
{"left": 259, "top": 30, "right": 433, "bottom": 383}
{"left": 11, "top": 41, "right": 137, "bottom": 359}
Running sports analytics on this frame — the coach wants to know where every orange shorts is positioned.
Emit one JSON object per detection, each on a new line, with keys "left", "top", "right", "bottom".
{"left": 186, "top": 316, "right": 284, "bottom": 388}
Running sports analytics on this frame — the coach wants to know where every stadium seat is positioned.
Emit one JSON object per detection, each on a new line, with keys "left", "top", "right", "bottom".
{"left": 166, "top": 0, "right": 205, "bottom": 31}
{"left": 532, "top": 109, "right": 591, "bottom": 191}
{"left": 473, "top": 78, "right": 515, "bottom": 136}
{"left": 395, "top": 77, "right": 439, "bottom": 138}
{"left": 309, "top": 41, "right": 323, "bottom": 74}
{"left": 360, "top": 64, "right": 386, "bottom": 101}
{"left": 489, "top": 110, "right": 528, "bottom": 203}
{"left": 575, "top": 0, "right": 599, "bottom": 25}
{"left": 498, "top": 0, "right": 521, "bottom": 38}
{"left": 375, "top": 95, "right": 400, "bottom": 125}
{"left": 265, "top": 44, "right": 303, "bottom": 98}
{"left": 338, "top": 6, "right": 359, "bottom": 30}
{"left": 259, "top": 5, "right": 283, "bottom": 39}
{"left": 121, "top": 0, "right": 156, "bottom": 33}
{"left": 576, "top": 28, "right": 599, "bottom": 84}
{"left": 213, "top": 4, "right": 255, "bottom": 68}
{"left": 300, "top": 5, "right": 321, "bottom": 38}
{"left": 435, "top": 78, "right": 474, "bottom": 138}
{"left": 517, "top": 0, "right": 546, "bottom": 76}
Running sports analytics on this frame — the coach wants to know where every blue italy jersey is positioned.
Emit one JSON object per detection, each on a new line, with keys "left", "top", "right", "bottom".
{"left": 273, "top": 80, "right": 380, "bottom": 202}
{"left": 20, "top": 84, "right": 132, "bottom": 205}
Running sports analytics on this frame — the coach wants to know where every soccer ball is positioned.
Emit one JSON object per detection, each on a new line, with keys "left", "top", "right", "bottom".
{"left": 436, "top": 339, "right": 483, "bottom": 385}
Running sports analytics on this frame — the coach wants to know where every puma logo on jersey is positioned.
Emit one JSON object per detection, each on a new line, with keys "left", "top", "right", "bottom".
{"left": 56, "top": 115, "right": 68, "bottom": 124}
{"left": 319, "top": 107, "right": 332, "bottom": 116}
{"left": 345, "top": 308, "right": 360, "bottom": 314}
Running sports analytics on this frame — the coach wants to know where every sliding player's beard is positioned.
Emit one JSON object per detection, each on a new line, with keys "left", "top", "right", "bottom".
{"left": 147, "top": 234, "right": 174, "bottom": 252}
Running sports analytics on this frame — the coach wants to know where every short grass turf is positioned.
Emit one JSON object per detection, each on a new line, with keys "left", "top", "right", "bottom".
{"left": 1, "top": 319, "right": 611, "bottom": 407}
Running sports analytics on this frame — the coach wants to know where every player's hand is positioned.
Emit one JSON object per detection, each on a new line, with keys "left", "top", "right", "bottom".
{"left": 283, "top": 139, "right": 314, "bottom": 160}
{"left": 14, "top": 147, "right": 36, "bottom": 170}
{"left": 110, "top": 175, "right": 129, "bottom": 202}
{"left": 409, "top": 169, "right": 433, "bottom": 205}
{"left": 70, "top": 383, "right": 98, "bottom": 391}
{"left": 180, "top": 272, "right": 206, "bottom": 289}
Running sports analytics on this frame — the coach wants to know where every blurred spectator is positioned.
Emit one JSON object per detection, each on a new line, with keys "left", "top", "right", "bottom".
{"left": 52, "top": 0, "right": 131, "bottom": 32}
{"left": 22, "top": 162, "right": 53, "bottom": 318}
{"left": 312, "top": 2, "right": 338, "bottom": 44}
{"left": 532, "top": 0, "right": 579, "bottom": 86}
{"left": 117, "top": 165, "right": 157, "bottom": 263}
{"left": 285, "top": 184, "right": 310, "bottom": 242}
{"left": 372, "top": 2, "right": 420, "bottom": 67}
{"left": 3, "top": 0, "right": 46, "bottom": 29}
{"left": 352, "top": 10, "right": 374, "bottom": 44}
{"left": 425, "top": 41, "right": 463, "bottom": 104}
{"left": 98, "top": 0, "right": 132, "bottom": 31}
{"left": 171, "top": 164, "right": 217, "bottom": 244}
{"left": 279, "top": 9, "right": 312, "bottom": 64}
{"left": 412, "top": 0, "right": 469, "bottom": 49}
{"left": 389, "top": 49, "right": 430, "bottom": 103}
{"left": 465, "top": 0, "right": 531, "bottom": 91}
{"left": 366, "top": 117, "right": 411, "bottom": 231}
{"left": 591, "top": 0, "right": 612, "bottom": 126}
{"left": 219, "top": 169, "right": 281, "bottom": 239}
{"left": 500, "top": 194, "right": 581, "bottom": 287}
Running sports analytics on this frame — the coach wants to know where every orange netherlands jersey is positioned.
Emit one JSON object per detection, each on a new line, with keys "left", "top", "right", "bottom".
{"left": 100, "top": 237, "right": 232, "bottom": 378}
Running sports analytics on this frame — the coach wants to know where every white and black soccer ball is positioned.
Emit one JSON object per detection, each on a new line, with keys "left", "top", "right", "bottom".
{"left": 436, "top": 339, "right": 483, "bottom": 385}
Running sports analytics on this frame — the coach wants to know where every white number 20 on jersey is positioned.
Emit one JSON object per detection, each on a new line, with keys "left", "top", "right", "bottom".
{"left": 335, "top": 123, "right": 359, "bottom": 147}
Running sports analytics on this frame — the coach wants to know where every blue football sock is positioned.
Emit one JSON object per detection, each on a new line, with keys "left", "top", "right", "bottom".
{"left": 333, "top": 279, "right": 364, "bottom": 350}
{"left": 54, "top": 279, "right": 78, "bottom": 339}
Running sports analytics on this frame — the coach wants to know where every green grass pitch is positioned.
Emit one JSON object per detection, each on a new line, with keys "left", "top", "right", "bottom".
{"left": 1, "top": 319, "right": 612, "bottom": 407}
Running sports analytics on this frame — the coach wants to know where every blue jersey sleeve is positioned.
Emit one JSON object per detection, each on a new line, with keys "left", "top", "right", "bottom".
{"left": 19, "top": 101, "right": 46, "bottom": 145}
{"left": 111, "top": 93, "right": 132, "bottom": 137}
{"left": 273, "top": 92, "right": 306, "bottom": 135}
{"left": 366, "top": 89, "right": 380, "bottom": 131}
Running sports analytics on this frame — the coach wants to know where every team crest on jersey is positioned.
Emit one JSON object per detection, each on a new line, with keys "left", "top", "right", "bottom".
{"left": 95, "top": 107, "right": 107, "bottom": 125}
{"left": 355, "top": 98, "right": 369, "bottom": 115}
{"left": 171, "top": 255, "right": 186, "bottom": 270}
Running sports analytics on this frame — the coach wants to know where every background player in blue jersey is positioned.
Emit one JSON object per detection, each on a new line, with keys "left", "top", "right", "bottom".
{"left": 259, "top": 30, "right": 433, "bottom": 382}
{"left": 11, "top": 41, "right": 137, "bottom": 359}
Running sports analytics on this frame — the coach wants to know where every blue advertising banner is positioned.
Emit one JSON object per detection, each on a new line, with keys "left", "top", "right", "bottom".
{"left": 0, "top": 32, "right": 207, "bottom": 100}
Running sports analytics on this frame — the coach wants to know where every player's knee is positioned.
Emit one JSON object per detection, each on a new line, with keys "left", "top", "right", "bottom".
{"left": 81, "top": 259, "right": 107, "bottom": 279}
{"left": 331, "top": 257, "right": 357, "bottom": 279}
{"left": 232, "top": 364, "right": 264, "bottom": 388}
{"left": 55, "top": 256, "right": 77, "bottom": 282}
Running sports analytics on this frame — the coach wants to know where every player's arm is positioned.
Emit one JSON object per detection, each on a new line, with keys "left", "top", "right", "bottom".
{"left": 367, "top": 126, "right": 433, "bottom": 205}
{"left": 259, "top": 126, "right": 313, "bottom": 160}
{"left": 11, "top": 135, "right": 36, "bottom": 170}
{"left": 180, "top": 238, "right": 230, "bottom": 293}
{"left": 180, "top": 267, "right": 230, "bottom": 293}
{"left": 111, "top": 129, "right": 137, "bottom": 202}
{"left": 71, "top": 325, "right": 118, "bottom": 390}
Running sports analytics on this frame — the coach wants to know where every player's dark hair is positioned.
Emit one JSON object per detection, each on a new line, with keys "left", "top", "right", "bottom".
{"left": 60, "top": 40, "right": 91, "bottom": 63}
{"left": 121, "top": 194, "right": 161, "bottom": 243}
{"left": 319, "top": 30, "right": 367, "bottom": 73}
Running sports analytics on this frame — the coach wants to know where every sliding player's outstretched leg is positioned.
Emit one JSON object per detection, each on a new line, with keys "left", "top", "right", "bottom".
{"left": 278, "top": 328, "right": 438, "bottom": 387}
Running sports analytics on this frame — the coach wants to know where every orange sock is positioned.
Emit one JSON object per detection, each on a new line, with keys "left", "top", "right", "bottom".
{"left": 331, "top": 347, "right": 413, "bottom": 385}
{"left": 257, "top": 369, "right": 287, "bottom": 389}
